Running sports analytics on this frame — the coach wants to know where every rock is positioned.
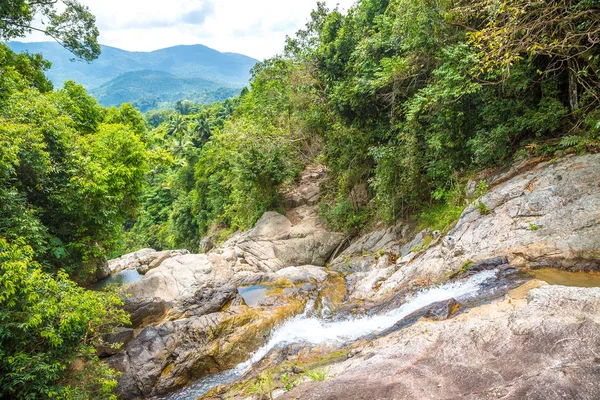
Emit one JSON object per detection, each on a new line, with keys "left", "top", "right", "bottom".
{"left": 373, "top": 154, "right": 600, "bottom": 299}
{"left": 399, "top": 229, "right": 432, "bottom": 257}
{"left": 281, "top": 285, "right": 600, "bottom": 400}
{"left": 424, "top": 298, "right": 460, "bottom": 321}
{"left": 237, "top": 214, "right": 345, "bottom": 272}
{"left": 108, "top": 158, "right": 600, "bottom": 400}
{"left": 282, "top": 165, "right": 324, "bottom": 209}
{"left": 249, "top": 212, "right": 293, "bottom": 241}
{"left": 112, "top": 270, "right": 344, "bottom": 399}
{"left": 277, "top": 265, "right": 329, "bottom": 284}
{"left": 127, "top": 254, "right": 217, "bottom": 303}
{"left": 465, "top": 179, "right": 478, "bottom": 200}
{"left": 107, "top": 248, "right": 156, "bottom": 275}
{"left": 199, "top": 236, "right": 214, "bottom": 253}
{"left": 136, "top": 249, "right": 190, "bottom": 275}
{"left": 95, "top": 258, "right": 111, "bottom": 281}
{"left": 124, "top": 298, "right": 174, "bottom": 328}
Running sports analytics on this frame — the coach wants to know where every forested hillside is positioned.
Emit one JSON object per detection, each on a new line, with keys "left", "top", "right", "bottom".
{"left": 8, "top": 42, "right": 257, "bottom": 110}
{"left": 124, "top": 0, "right": 600, "bottom": 254}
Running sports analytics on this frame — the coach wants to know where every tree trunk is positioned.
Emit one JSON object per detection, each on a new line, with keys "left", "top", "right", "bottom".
{"left": 568, "top": 58, "right": 579, "bottom": 112}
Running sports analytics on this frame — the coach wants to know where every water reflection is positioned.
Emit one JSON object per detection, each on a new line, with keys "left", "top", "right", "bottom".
{"left": 92, "top": 269, "right": 143, "bottom": 290}
{"left": 238, "top": 285, "right": 268, "bottom": 306}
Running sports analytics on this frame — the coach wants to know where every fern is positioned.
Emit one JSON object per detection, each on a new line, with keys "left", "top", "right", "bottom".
{"left": 559, "top": 135, "right": 582, "bottom": 148}
{"left": 559, "top": 135, "right": 600, "bottom": 151}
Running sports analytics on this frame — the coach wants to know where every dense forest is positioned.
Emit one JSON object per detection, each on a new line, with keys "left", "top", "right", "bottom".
{"left": 1, "top": 0, "right": 599, "bottom": 398}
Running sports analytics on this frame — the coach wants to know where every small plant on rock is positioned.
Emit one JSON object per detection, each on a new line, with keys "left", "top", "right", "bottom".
{"left": 461, "top": 260, "right": 475, "bottom": 274}
{"left": 280, "top": 373, "right": 300, "bottom": 392}
{"left": 476, "top": 201, "right": 491, "bottom": 215}
{"left": 247, "top": 373, "right": 274, "bottom": 400}
{"left": 474, "top": 180, "right": 489, "bottom": 198}
{"left": 305, "top": 368, "right": 328, "bottom": 381}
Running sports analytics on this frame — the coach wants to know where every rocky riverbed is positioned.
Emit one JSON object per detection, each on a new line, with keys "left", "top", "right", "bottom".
{"left": 97, "top": 155, "right": 600, "bottom": 399}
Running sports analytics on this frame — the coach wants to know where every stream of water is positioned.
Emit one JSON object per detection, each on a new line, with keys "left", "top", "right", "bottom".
{"left": 162, "top": 269, "right": 498, "bottom": 400}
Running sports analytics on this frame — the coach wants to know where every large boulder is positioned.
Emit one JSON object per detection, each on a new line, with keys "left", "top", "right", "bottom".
{"left": 107, "top": 248, "right": 156, "bottom": 275}
{"left": 237, "top": 211, "right": 345, "bottom": 272}
{"left": 282, "top": 285, "right": 600, "bottom": 400}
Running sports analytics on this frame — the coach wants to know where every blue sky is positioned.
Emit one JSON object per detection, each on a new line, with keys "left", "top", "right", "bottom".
{"left": 23, "top": 0, "right": 356, "bottom": 60}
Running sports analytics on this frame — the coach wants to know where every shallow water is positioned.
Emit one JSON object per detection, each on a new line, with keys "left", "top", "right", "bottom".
{"left": 530, "top": 268, "right": 600, "bottom": 288}
{"left": 91, "top": 269, "right": 143, "bottom": 290}
{"left": 238, "top": 285, "right": 268, "bottom": 306}
{"left": 161, "top": 269, "right": 499, "bottom": 399}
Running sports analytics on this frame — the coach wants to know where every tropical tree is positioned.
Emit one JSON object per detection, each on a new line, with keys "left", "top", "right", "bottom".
{"left": 191, "top": 116, "right": 212, "bottom": 146}
{"left": 0, "top": 0, "right": 100, "bottom": 61}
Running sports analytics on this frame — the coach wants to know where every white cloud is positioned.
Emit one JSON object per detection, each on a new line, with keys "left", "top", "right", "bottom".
{"left": 23, "top": 0, "right": 356, "bottom": 60}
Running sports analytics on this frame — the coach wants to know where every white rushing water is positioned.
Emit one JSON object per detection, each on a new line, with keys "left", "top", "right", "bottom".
{"left": 163, "top": 269, "right": 497, "bottom": 399}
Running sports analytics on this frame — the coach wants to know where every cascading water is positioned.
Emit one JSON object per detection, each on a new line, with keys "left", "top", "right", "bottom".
{"left": 162, "top": 269, "right": 498, "bottom": 400}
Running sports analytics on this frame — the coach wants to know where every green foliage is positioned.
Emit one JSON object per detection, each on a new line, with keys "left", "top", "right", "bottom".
{"left": 460, "top": 260, "right": 475, "bottom": 274}
{"left": 280, "top": 373, "right": 300, "bottom": 392}
{"left": 529, "top": 222, "right": 540, "bottom": 232}
{"left": 89, "top": 70, "right": 242, "bottom": 111}
{"left": 0, "top": 44, "right": 149, "bottom": 279}
{"left": 473, "top": 181, "right": 489, "bottom": 198}
{"left": 476, "top": 201, "right": 491, "bottom": 215}
{"left": 123, "top": 0, "right": 599, "bottom": 253}
{"left": 246, "top": 373, "right": 274, "bottom": 400}
{"left": 416, "top": 183, "right": 466, "bottom": 233}
{"left": 305, "top": 368, "right": 328, "bottom": 381}
{"left": 0, "top": 0, "right": 100, "bottom": 61}
{"left": 277, "top": 0, "right": 593, "bottom": 228}
{"left": 0, "top": 238, "right": 128, "bottom": 399}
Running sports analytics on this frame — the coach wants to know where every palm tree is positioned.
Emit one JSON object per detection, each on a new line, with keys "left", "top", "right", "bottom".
{"left": 191, "top": 116, "right": 212, "bottom": 147}
{"left": 166, "top": 115, "right": 191, "bottom": 158}
{"left": 166, "top": 115, "right": 187, "bottom": 138}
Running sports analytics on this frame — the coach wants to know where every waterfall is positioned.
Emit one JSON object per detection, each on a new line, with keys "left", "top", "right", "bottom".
{"left": 162, "top": 269, "right": 497, "bottom": 399}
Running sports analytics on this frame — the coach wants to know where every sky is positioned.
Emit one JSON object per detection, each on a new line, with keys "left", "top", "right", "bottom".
{"left": 23, "top": 0, "right": 356, "bottom": 60}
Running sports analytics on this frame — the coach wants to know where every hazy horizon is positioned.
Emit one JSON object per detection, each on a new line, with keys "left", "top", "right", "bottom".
{"left": 21, "top": 0, "right": 355, "bottom": 61}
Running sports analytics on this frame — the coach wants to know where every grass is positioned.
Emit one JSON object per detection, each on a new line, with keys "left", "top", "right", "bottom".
{"left": 476, "top": 201, "right": 491, "bottom": 215}
{"left": 280, "top": 373, "right": 300, "bottom": 392}
{"left": 417, "top": 200, "right": 465, "bottom": 233}
{"left": 305, "top": 368, "right": 328, "bottom": 381}
{"left": 246, "top": 373, "right": 274, "bottom": 400}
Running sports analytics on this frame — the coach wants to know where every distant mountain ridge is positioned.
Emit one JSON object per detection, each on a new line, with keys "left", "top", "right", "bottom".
{"left": 8, "top": 41, "right": 258, "bottom": 110}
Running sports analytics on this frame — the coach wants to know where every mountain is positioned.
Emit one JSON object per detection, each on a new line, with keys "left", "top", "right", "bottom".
{"left": 7, "top": 41, "right": 258, "bottom": 109}
{"left": 90, "top": 70, "right": 241, "bottom": 111}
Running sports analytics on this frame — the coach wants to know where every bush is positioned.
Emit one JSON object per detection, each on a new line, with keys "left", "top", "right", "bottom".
{"left": 0, "top": 238, "right": 129, "bottom": 399}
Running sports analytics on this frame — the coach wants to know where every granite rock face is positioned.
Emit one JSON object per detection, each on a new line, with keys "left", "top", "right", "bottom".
{"left": 331, "top": 154, "right": 600, "bottom": 301}
{"left": 105, "top": 156, "right": 600, "bottom": 400}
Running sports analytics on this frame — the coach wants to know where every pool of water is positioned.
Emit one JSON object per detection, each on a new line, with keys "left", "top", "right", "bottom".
{"left": 237, "top": 285, "right": 268, "bottom": 306}
{"left": 91, "top": 269, "right": 143, "bottom": 290}
{"left": 530, "top": 268, "right": 600, "bottom": 288}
